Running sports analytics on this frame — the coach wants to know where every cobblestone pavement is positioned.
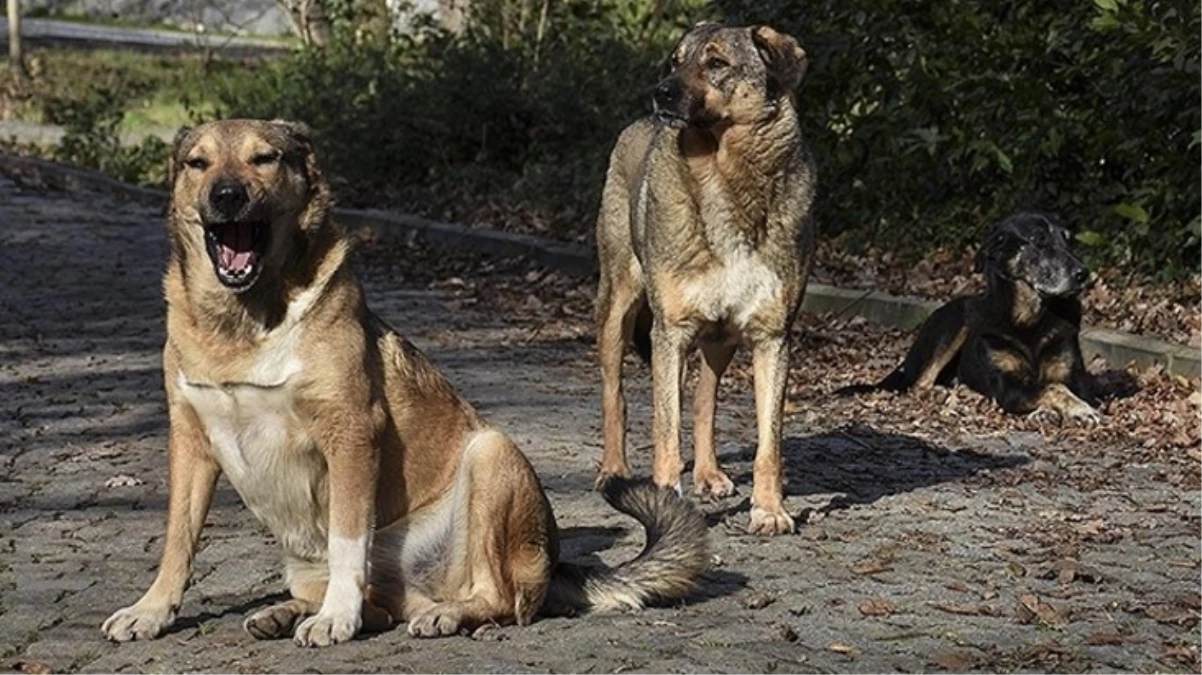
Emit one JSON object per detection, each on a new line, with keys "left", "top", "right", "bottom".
{"left": 0, "top": 176, "right": 1198, "bottom": 673}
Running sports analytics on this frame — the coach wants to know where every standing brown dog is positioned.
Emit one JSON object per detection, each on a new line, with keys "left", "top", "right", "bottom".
{"left": 101, "top": 119, "right": 708, "bottom": 647}
{"left": 594, "top": 23, "right": 816, "bottom": 535}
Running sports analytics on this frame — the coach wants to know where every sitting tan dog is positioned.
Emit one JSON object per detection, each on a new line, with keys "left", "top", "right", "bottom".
{"left": 101, "top": 119, "right": 708, "bottom": 647}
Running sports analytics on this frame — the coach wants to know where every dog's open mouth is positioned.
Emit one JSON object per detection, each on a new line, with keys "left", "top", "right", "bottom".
{"left": 203, "top": 220, "right": 268, "bottom": 291}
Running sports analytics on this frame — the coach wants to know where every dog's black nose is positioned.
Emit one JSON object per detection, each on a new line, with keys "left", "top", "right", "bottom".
{"left": 1072, "top": 267, "right": 1089, "bottom": 285}
{"left": 654, "top": 79, "right": 683, "bottom": 108}
{"left": 209, "top": 179, "right": 249, "bottom": 219}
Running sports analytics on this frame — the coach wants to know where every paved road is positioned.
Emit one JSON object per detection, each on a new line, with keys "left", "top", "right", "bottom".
{"left": 0, "top": 18, "right": 290, "bottom": 54}
{"left": 0, "top": 176, "right": 1198, "bottom": 673}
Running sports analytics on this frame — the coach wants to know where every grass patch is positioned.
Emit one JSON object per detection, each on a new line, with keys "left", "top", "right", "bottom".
{"left": 2, "top": 46, "right": 261, "bottom": 130}
{"left": 0, "top": 46, "right": 270, "bottom": 185}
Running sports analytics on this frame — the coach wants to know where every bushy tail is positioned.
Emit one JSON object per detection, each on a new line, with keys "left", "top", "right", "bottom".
{"left": 544, "top": 478, "right": 709, "bottom": 613}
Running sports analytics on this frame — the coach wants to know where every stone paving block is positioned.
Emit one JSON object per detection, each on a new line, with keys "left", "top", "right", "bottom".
{"left": 0, "top": 177, "right": 1197, "bottom": 673}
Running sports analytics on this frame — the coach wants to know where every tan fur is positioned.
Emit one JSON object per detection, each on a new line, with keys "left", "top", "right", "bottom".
{"left": 1039, "top": 348, "right": 1074, "bottom": 384}
{"left": 1011, "top": 281, "right": 1044, "bottom": 327}
{"left": 595, "top": 24, "right": 815, "bottom": 535}
{"left": 1033, "top": 383, "right": 1101, "bottom": 425}
{"left": 987, "top": 347, "right": 1027, "bottom": 378}
{"left": 913, "top": 325, "right": 969, "bottom": 390}
{"left": 103, "top": 119, "right": 708, "bottom": 647}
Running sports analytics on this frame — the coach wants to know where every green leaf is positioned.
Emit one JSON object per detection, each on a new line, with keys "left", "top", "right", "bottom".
{"left": 1090, "top": 13, "right": 1120, "bottom": 30}
{"left": 1075, "top": 230, "right": 1106, "bottom": 247}
{"left": 1092, "top": 0, "right": 1118, "bottom": 11}
{"left": 1113, "top": 202, "right": 1150, "bottom": 225}
{"left": 992, "top": 146, "right": 1014, "bottom": 174}
{"left": 1189, "top": 215, "right": 1201, "bottom": 238}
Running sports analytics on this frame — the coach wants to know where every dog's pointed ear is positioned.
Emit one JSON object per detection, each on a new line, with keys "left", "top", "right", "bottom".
{"left": 271, "top": 119, "right": 312, "bottom": 147}
{"left": 751, "top": 26, "right": 807, "bottom": 97}
{"left": 270, "top": 119, "right": 326, "bottom": 196}
{"left": 172, "top": 125, "right": 193, "bottom": 151}
{"left": 168, "top": 125, "right": 193, "bottom": 186}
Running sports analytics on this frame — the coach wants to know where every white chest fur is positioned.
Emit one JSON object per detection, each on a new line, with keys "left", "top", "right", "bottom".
{"left": 175, "top": 290, "right": 329, "bottom": 561}
{"left": 682, "top": 242, "right": 783, "bottom": 329}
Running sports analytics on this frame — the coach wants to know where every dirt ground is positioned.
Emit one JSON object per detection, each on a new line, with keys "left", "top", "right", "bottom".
{"left": 1, "top": 176, "right": 1199, "bottom": 674}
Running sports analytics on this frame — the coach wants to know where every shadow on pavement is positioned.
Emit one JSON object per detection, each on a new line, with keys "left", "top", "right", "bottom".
{"left": 701, "top": 424, "right": 1029, "bottom": 524}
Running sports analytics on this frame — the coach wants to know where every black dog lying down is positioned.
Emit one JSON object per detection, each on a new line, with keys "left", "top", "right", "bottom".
{"left": 837, "top": 211, "right": 1100, "bottom": 425}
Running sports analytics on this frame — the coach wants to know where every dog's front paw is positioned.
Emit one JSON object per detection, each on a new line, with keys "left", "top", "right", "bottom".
{"left": 693, "top": 470, "right": 736, "bottom": 500}
{"left": 407, "top": 604, "right": 464, "bottom": 638}
{"left": 245, "top": 601, "right": 305, "bottom": 640}
{"left": 1065, "top": 404, "right": 1102, "bottom": 427}
{"left": 748, "top": 506, "right": 795, "bottom": 536}
{"left": 1028, "top": 406, "right": 1061, "bottom": 425}
{"left": 102, "top": 602, "right": 175, "bottom": 642}
{"left": 293, "top": 611, "right": 360, "bottom": 647}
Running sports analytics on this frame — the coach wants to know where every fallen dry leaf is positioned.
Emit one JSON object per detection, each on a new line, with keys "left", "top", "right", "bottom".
{"left": 16, "top": 662, "right": 53, "bottom": 675}
{"left": 827, "top": 642, "right": 861, "bottom": 659}
{"left": 1160, "top": 643, "right": 1198, "bottom": 664}
{"left": 858, "top": 598, "right": 896, "bottom": 617}
{"left": 743, "top": 593, "right": 777, "bottom": 610}
{"left": 1178, "top": 593, "right": 1202, "bottom": 610}
{"left": 945, "top": 580, "right": 971, "bottom": 593}
{"left": 105, "top": 474, "right": 143, "bottom": 488}
{"left": 1087, "top": 632, "right": 1127, "bottom": 646}
{"left": 1016, "top": 594, "right": 1069, "bottom": 627}
{"left": 1144, "top": 603, "right": 1201, "bottom": 627}
{"left": 1043, "top": 559, "right": 1103, "bottom": 585}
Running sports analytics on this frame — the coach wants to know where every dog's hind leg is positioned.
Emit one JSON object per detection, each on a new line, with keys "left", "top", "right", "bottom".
{"left": 407, "top": 430, "right": 553, "bottom": 638}
{"left": 692, "top": 341, "right": 737, "bottom": 498}
{"left": 245, "top": 597, "right": 320, "bottom": 640}
{"left": 913, "top": 324, "right": 969, "bottom": 390}
{"left": 596, "top": 272, "right": 646, "bottom": 484}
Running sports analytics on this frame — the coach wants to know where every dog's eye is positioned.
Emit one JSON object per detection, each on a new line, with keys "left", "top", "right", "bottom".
{"left": 706, "top": 57, "right": 730, "bottom": 71}
{"left": 251, "top": 151, "right": 281, "bottom": 166}
{"left": 184, "top": 157, "right": 209, "bottom": 171}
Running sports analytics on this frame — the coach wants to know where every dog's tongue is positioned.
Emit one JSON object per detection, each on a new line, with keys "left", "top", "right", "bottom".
{"left": 216, "top": 222, "right": 255, "bottom": 272}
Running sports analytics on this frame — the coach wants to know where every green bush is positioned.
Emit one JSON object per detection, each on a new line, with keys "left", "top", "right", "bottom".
{"left": 215, "top": 0, "right": 1197, "bottom": 276}
{"left": 42, "top": 85, "right": 171, "bottom": 187}
{"left": 215, "top": 0, "right": 707, "bottom": 237}
{"left": 718, "top": 0, "right": 1200, "bottom": 278}
{"left": 5, "top": 48, "right": 251, "bottom": 186}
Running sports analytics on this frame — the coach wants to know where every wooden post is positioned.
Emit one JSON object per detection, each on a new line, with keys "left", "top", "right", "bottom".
{"left": 7, "top": 0, "right": 27, "bottom": 78}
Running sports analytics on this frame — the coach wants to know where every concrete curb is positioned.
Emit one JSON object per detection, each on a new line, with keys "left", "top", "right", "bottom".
{"left": 2, "top": 152, "right": 1197, "bottom": 378}
{"left": 338, "top": 209, "right": 595, "bottom": 276}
